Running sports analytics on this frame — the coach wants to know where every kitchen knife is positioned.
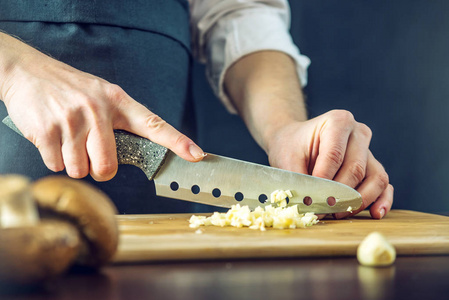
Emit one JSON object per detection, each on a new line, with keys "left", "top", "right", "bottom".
{"left": 2, "top": 116, "right": 362, "bottom": 213}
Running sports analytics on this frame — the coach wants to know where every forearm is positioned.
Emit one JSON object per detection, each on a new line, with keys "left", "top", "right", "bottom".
{"left": 0, "top": 32, "right": 36, "bottom": 103}
{"left": 0, "top": 32, "right": 17, "bottom": 100}
{"left": 224, "top": 50, "right": 307, "bottom": 152}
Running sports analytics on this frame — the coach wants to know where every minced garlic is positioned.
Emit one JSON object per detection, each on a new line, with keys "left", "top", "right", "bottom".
{"left": 189, "top": 204, "right": 318, "bottom": 231}
{"left": 189, "top": 190, "right": 318, "bottom": 231}
{"left": 270, "top": 189, "right": 293, "bottom": 208}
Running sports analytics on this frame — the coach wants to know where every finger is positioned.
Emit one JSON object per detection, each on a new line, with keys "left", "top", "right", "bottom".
{"left": 86, "top": 124, "right": 118, "bottom": 182}
{"left": 311, "top": 114, "right": 353, "bottom": 179}
{"left": 333, "top": 123, "right": 372, "bottom": 188}
{"left": 117, "top": 99, "right": 205, "bottom": 162}
{"left": 61, "top": 133, "right": 90, "bottom": 179}
{"left": 357, "top": 152, "right": 390, "bottom": 211}
{"left": 316, "top": 214, "right": 328, "bottom": 220}
{"left": 369, "top": 184, "right": 394, "bottom": 219}
{"left": 34, "top": 131, "right": 65, "bottom": 173}
{"left": 333, "top": 151, "right": 390, "bottom": 219}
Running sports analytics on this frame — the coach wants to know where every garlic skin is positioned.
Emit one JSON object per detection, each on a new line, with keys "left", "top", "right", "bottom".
{"left": 357, "top": 232, "right": 396, "bottom": 267}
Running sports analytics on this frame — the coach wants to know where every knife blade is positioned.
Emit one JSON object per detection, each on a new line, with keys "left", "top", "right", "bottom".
{"left": 2, "top": 116, "right": 362, "bottom": 213}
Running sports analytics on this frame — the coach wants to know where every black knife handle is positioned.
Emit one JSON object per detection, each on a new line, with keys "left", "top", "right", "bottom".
{"left": 2, "top": 116, "right": 168, "bottom": 180}
{"left": 114, "top": 130, "right": 168, "bottom": 180}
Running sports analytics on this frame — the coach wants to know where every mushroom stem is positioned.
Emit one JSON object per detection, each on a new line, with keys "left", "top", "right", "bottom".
{"left": 0, "top": 175, "right": 39, "bottom": 228}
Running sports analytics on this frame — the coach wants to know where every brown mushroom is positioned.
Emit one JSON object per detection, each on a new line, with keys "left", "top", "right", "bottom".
{"left": 0, "top": 175, "right": 119, "bottom": 284}
{"left": 0, "top": 220, "right": 81, "bottom": 284}
{"left": 31, "top": 176, "right": 119, "bottom": 267}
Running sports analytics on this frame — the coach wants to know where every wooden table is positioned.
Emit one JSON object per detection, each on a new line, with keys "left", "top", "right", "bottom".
{"left": 1, "top": 255, "right": 448, "bottom": 300}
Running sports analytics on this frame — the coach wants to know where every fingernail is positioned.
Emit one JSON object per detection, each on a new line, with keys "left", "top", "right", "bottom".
{"left": 379, "top": 208, "right": 386, "bottom": 219}
{"left": 189, "top": 144, "right": 205, "bottom": 160}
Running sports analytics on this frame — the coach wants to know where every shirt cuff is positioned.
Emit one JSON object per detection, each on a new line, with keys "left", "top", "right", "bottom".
{"left": 205, "top": 11, "right": 311, "bottom": 114}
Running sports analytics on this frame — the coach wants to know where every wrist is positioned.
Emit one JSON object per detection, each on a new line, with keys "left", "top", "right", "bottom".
{"left": 261, "top": 115, "right": 306, "bottom": 154}
{"left": 0, "top": 32, "right": 30, "bottom": 102}
{"left": 224, "top": 50, "right": 308, "bottom": 152}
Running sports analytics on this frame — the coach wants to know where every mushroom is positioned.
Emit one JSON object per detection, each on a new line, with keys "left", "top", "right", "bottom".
{"left": 0, "top": 175, "right": 118, "bottom": 284}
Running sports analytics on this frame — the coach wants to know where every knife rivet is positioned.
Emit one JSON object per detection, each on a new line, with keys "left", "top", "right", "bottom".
{"left": 258, "top": 194, "right": 268, "bottom": 204}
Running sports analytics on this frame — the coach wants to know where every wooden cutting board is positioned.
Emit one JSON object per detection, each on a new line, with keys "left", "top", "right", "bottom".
{"left": 113, "top": 210, "right": 449, "bottom": 263}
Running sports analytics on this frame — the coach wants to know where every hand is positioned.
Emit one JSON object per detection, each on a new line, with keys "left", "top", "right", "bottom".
{"left": 0, "top": 33, "right": 205, "bottom": 181}
{"left": 266, "top": 110, "right": 394, "bottom": 219}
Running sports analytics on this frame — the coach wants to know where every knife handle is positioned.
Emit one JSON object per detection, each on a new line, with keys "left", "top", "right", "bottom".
{"left": 2, "top": 116, "right": 168, "bottom": 180}
{"left": 114, "top": 130, "right": 168, "bottom": 180}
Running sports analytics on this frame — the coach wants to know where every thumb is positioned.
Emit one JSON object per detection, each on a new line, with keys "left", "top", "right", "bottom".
{"left": 117, "top": 99, "right": 205, "bottom": 162}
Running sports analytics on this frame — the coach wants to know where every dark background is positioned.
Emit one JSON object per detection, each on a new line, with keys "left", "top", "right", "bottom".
{"left": 192, "top": 1, "right": 449, "bottom": 214}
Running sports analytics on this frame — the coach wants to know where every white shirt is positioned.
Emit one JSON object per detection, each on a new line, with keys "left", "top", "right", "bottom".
{"left": 189, "top": 0, "right": 310, "bottom": 114}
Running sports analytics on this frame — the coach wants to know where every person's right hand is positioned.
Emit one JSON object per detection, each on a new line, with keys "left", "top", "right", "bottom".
{"left": 0, "top": 33, "right": 205, "bottom": 181}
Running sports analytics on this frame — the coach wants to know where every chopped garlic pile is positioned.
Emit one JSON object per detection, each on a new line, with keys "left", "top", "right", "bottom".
{"left": 189, "top": 190, "right": 318, "bottom": 231}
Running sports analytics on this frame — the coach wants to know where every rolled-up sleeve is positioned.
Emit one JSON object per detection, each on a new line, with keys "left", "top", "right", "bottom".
{"left": 190, "top": 0, "right": 310, "bottom": 114}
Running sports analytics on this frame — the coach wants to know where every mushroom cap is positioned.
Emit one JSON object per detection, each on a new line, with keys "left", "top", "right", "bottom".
{"left": 31, "top": 176, "right": 119, "bottom": 267}
{"left": 0, "top": 220, "right": 81, "bottom": 284}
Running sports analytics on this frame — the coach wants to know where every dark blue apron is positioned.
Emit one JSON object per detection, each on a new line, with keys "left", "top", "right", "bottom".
{"left": 0, "top": 0, "right": 207, "bottom": 213}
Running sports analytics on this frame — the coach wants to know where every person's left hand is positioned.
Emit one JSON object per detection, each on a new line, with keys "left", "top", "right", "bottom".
{"left": 223, "top": 50, "right": 393, "bottom": 219}
{"left": 265, "top": 110, "right": 394, "bottom": 219}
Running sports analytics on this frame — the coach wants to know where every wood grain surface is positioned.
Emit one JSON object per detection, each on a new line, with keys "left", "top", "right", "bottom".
{"left": 113, "top": 210, "right": 449, "bottom": 263}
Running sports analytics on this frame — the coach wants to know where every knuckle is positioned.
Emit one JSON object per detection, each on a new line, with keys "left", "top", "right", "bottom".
{"left": 63, "top": 158, "right": 89, "bottom": 179}
{"left": 348, "top": 160, "right": 366, "bottom": 184}
{"left": 93, "top": 161, "right": 117, "bottom": 178}
{"left": 108, "top": 83, "right": 124, "bottom": 96}
{"left": 107, "top": 84, "right": 126, "bottom": 103}
{"left": 358, "top": 123, "right": 372, "bottom": 140}
{"left": 388, "top": 184, "right": 395, "bottom": 199}
{"left": 33, "top": 122, "right": 59, "bottom": 147}
{"left": 67, "top": 167, "right": 88, "bottom": 179}
{"left": 45, "top": 122, "right": 60, "bottom": 137}
{"left": 39, "top": 153, "right": 64, "bottom": 172}
{"left": 329, "top": 109, "right": 355, "bottom": 125}
{"left": 145, "top": 114, "right": 167, "bottom": 132}
{"left": 173, "top": 133, "right": 190, "bottom": 148}
{"left": 59, "top": 106, "right": 83, "bottom": 131}
{"left": 325, "top": 146, "right": 345, "bottom": 167}
{"left": 375, "top": 171, "right": 390, "bottom": 191}
{"left": 389, "top": 184, "right": 394, "bottom": 193}
{"left": 52, "top": 164, "right": 65, "bottom": 173}
{"left": 43, "top": 157, "right": 64, "bottom": 172}
{"left": 73, "top": 92, "right": 96, "bottom": 110}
